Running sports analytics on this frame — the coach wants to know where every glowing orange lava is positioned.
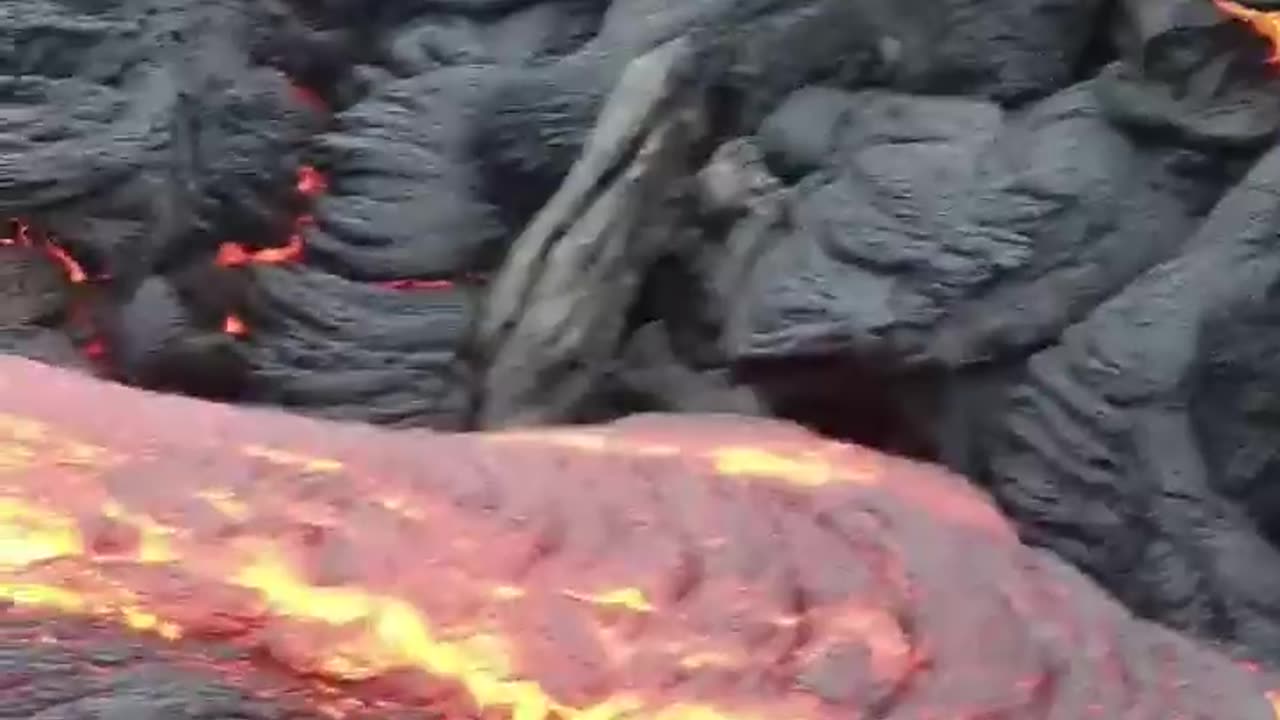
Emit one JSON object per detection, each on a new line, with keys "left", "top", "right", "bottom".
{"left": 296, "top": 165, "right": 327, "bottom": 197}
{"left": 223, "top": 314, "right": 248, "bottom": 336}
{"left": 1217, "top": 0, "right": 1280, "bottom": 62}
{"left": 0, "top": 357, "right": 1274, "bottom": 719}
{"left": 212, "top": 166, "right": 461, "bottom": 303}
{"left": 1, "top": 219, "right": 89, "bottom": 284}
{"left": 216, "top": 231, "right": 306, "bottom": 268}
{"left": 214, "top": 167, "right": 323, "bottom": 270}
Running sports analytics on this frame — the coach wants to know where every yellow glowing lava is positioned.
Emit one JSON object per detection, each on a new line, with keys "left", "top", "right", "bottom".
{"left": 713, "top": 446, "right": 838, "bottom": 486}
{"left": 197, "top": 488, "right": 251, "bottom": 520}
{"left": 231, "top": 551, "right": 747, "bottom": 719}
{"left": 487, "top": 428, "right": 882, "bottom": 489}
{"left": 242, "top": 444, "right": 345, "bottom": 473}
{"left": 566, "top": 587, "right": 656, "bottom": 613}
{"left": 0, "top": 399, "right": 1263, "bottom": 720}
{"left": 0, "top": 499, "right": 81, "bottom": 568}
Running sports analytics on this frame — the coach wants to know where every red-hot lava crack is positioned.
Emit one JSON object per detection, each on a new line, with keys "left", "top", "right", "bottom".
{"left": 3, "top": 160, "right": 466, "bottom": 368}
{"left": 0, "top": 356, "right": 1276, "bottom": 719}
{"left": 1, "top": 162, "right": 323, "bottom": 357}
{"left": 0, "top": 219, "right": 90, "bottom": 286}
{"left": 1217, "top": 0, "right": 1280, "bottom": 61}
{"left": 210, "top": 165, "right": 472, "bottom": 340}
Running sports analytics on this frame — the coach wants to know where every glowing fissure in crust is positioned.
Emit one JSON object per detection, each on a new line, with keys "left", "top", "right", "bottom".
{"left": 1217, "top": 0, "right": 1280, "bottom": 62}
{"left": 1, "top": 496, "right": 771, "bottom": 720}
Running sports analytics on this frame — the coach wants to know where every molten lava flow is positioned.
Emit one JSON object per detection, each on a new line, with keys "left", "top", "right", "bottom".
{"left": 0, "top": 357, "right": 1275, "bottom": 719}
{"left": 1217, "top": 0, "right": 1280, "bottom": 62}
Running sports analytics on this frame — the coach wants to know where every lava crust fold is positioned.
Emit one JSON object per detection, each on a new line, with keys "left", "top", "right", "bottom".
{"left": 0, "top": 357, "right": 1275, "bottom": 719}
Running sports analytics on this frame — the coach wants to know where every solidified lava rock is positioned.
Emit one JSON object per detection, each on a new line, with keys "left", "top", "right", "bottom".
{"left": 1099, "top": 0, "right": 1280, "bottom": 146}
{"left": 381, "top": 0, "right": 605, "bottom": 76}
{"left": 468, "top": 0, "right": 1108, "bottom": 223}
{"left": 978, "top": 140, "right": 1280, "bottom": 662}
{"left": 0, "top": 0, "right": 1154, "bottom": 426}
{"left": 865, "top": 0, "right": 1111, "bottom": 104}
{"left": 99, "top": 274, "right": 249, "bottom": 400}
{"left": 700, "top": 0, "right": 1280, "bottom": 661}
{"left": 471, "top": 0, "right": 895, "bottom": 230}
{"left": 0, "top": 246, "right": 70, "bottom": 330}
{"left": 238, "top": 266, "right": 477, "bottom": 427}
{"left": 0, "top": 0, "right": 324, "bottom": 281}
{"left": 301, "top": 66, "right": 509, "bottom": 281}
{"left": 727, "top": 79, "right": 1223, "bottom": 372}
{"left": 0, "top": 245, "right": 85, "bottom": 369}
{"left": 0, "top": 356, "right": 1276, "bottom": 719}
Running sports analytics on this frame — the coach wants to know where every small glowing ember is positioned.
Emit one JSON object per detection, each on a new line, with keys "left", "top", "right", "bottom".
{"left": 82, "top": 339, "right": 106, "bottom": 360}
{"left": 223, "top": 314, "right": 248, "bottom": 336}
{"left": 290, "top": 84, "right": 328, "bottom": 113}
{"left": 1216, "top": 0, "right": 1280, "bottom": 62}
{"left": 296, "top": 165, "right": 327, "bottom": 197}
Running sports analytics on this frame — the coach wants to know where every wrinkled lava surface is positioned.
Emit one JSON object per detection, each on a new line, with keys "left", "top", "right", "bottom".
{"left": 0, "top": 357, "right": 1274, "bottom": 719}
